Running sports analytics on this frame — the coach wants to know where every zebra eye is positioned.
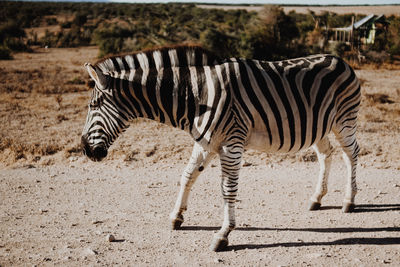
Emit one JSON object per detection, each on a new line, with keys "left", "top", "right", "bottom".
{"left": 89, "top": 99, "right": 101, "bottom": 109}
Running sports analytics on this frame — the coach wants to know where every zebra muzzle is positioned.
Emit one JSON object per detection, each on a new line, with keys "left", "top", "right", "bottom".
{"left": 81, "top": 135, "right": 108, "bottom": 161}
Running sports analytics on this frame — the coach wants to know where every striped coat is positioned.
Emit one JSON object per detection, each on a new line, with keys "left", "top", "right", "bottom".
{"left": 81, "top": 45, "right": 360, "bottom": 251}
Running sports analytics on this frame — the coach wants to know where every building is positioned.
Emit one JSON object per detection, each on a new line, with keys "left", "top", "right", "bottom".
{"left": 329, "top": 14, "right": 389, "bottom": 47}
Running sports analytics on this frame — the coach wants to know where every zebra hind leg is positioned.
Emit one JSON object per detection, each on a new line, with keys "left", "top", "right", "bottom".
{"left": 309, "top": 136, "right": 334, "bottom": 211}
{"left": 170, "top": 142, "right": 213, "bottom": 230}
{"left": 210, "top": 141, "right": 244, "bottom": 252}
{"left": 334, "top": 128, "right": 359, "bottom": 213}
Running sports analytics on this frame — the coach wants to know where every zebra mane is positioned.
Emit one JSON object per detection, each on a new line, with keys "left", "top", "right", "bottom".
{"left": 94, "top": 45, "right": 221, "bottom": 75}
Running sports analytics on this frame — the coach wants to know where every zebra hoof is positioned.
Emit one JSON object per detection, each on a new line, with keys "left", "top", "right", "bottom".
{"left": 171, "top": 219, "right": 183, "bottom": 230}
{"left": 308, "top": 201, "right": 321, "bottom": 211}
{"left": 342, "top": 203, "right": 355, "bottom": 213}
{"left": 210, "top": 236, "right": 229, "bottom": 252}
{"left": 170, "top": 214, "right": 184, "bottom": 230}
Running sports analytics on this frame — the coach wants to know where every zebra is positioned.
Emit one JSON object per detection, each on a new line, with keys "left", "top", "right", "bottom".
{"left": 81, "top": 45, "right": 361, "bottom": 251}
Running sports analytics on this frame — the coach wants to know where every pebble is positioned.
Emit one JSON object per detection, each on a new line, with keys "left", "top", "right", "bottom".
{"left": 243, "top": 161, "right": 252, "bottom": 167}
{"left": 83, "top": 248, "right": 98, "bottom": 256}
{"left": 69, "top": 156, "right": 78, "bottom": 162}
{"left": 107, "top": 234, "right": 116, "bottom": 242}
{"left": 214, "top": 258, "right": 224, "bottom": 263}
{"left": 39, "top": 209, "right": 48, "bottom": 214}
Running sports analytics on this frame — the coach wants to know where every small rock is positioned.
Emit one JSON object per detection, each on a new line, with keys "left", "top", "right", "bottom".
{"left": 39, "top": 209, "right": 48, "bottom": 214}
{"left": 92, "top": 220, "right": 103, "bottom": 225}
{"left": 83, "top": 248, "right": 98, "bottom": 256}
{"left": 107, "top": 234, "right": 116, "bottom": 242}
{"left": 243, "top": 161, "right": 252, "bottom": 167}
{"left": 214, "top": 258, "right": 224, "bottom": 263}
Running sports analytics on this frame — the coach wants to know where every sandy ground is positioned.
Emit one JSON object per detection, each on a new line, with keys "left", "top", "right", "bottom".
{"left": 1, "top": 47, "right": 400, "bottom": 266}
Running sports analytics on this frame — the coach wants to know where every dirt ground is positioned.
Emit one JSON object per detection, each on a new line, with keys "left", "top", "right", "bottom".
{"left": 1, "top": 47, "right": 400, "bottom": 266}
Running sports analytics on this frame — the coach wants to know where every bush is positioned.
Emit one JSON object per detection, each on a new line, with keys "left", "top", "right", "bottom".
{"left": 92, "top": 25, "right": 133, "bottom": 57}
{"left": 0, "top": 22, "right": 30, "bottom": 53}
{"left": 200, "top": 28, "right": 238, "bottom": 58}
{"left": 333, "top": 42, "right": 349, "bottom": 57}
{"left": 238, "top": 5, "right": 301, "bottom": 60}
{"left": 365, "top": 50, "right": 390, "bottom": 64}
{"left": 0, "top": 46, "right": 12, "bottom": 59}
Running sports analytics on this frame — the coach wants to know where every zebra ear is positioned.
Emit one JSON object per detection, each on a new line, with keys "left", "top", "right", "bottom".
{"left": 85, "top": 63, "right": 108, "bottom": 90}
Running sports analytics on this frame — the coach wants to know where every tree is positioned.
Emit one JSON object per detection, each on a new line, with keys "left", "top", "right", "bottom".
{"left": 240, "top": 5, "right": 300, "bottom": 60}
{"left": 92, "top": 25, "right": 133, "bottom": 57}
{"left": 0, "top": 21, "right": 29, "bottom": 57}
{"left": 200, "top": 28, "right": 238, "bottom": 59}
{"left": 388, "top": 16, "right": 400, "bottom": 56}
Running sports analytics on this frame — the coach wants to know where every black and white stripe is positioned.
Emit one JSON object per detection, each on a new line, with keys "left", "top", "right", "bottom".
{"left": 81, "top": 45, "right": 361, "bottom": 251}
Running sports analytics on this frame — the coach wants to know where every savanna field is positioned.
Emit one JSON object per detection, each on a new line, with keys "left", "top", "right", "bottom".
{"left": 1, "top": 3, "right": 400, "bottom": 266}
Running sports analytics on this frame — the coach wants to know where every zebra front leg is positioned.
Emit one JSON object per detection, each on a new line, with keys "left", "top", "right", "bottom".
{"left": 170, "top": 142, "right": 213, "bottom": 230}
{"left": 210, "top": 143, "right": 243, "bottom": 252}
{"left": 309, "top": 137, "right": 333, "bottom": 210}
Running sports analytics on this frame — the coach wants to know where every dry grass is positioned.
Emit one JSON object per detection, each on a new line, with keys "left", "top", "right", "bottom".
{"left": 0, "top": 47, "right": 98, "bottom": 167}
{"left": 0, "top": 46, "right": 399, "bottom": 170}
{"left": 0, "top": 137, "right": 62, "bottom": 164}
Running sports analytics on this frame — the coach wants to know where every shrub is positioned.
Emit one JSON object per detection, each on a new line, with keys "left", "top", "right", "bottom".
{"left": 92, "top": 25, "right": 133, "bottom": 57}
{"left": 333, "top": 42, "right": 349, "bottom": 57}
{"left": 200, "top": 28, "right": 238, "bottom": 58}
{"left": 0, "top": 22, "right": 29, "bottom": 52}
{"left": 0, "top": 46, "right": 12, "bottom": 59}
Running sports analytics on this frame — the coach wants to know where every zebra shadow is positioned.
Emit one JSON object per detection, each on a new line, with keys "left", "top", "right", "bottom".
{"left": 318, "top": 203, "right": 400, "bottom": 212}
{"left": 180, "top": 225, "right": 400, "bottom": 233}
{"left": 179, "top": 203, "right": 400, "bottom": 251}
{"left": 179, "top": 225, "right": 400, "bottom": 251}
{"left": 227, "top": 237, "right": 400, "bottom": 251}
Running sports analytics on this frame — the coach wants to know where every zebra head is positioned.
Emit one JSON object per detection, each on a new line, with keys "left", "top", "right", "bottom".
{"left": 81, "top": 63, "right": 130, "bottom": 161}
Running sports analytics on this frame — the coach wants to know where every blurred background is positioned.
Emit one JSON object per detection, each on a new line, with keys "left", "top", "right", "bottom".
{"left": 1, "top": 1, "right": 400, "bottom": 63}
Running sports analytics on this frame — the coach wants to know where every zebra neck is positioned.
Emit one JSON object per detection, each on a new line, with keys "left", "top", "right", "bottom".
{"left": 127, "top": 65, "right": 226, "bottom": 144}
{"left": 127, "top": 67, "right": 191, "bottom": 131}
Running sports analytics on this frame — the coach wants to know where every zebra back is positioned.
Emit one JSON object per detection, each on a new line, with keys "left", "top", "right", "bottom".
{"left": 94, "top": 45, "right": 221, "bottom": 74}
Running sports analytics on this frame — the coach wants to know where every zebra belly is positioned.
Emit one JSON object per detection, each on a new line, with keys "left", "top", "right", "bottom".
{"left": 246, "top": 131, "right": 291, "bottom": 153}
{"left": 246, "top": 128, "right": 318, "bottom": 154}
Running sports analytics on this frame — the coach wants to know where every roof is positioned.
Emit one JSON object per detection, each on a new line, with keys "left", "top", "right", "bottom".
{"left": 332, "top": 14, "right": 384, "bottom": 31}
{"left": 353, "top": 14, "right": 375, "bottom": 29}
